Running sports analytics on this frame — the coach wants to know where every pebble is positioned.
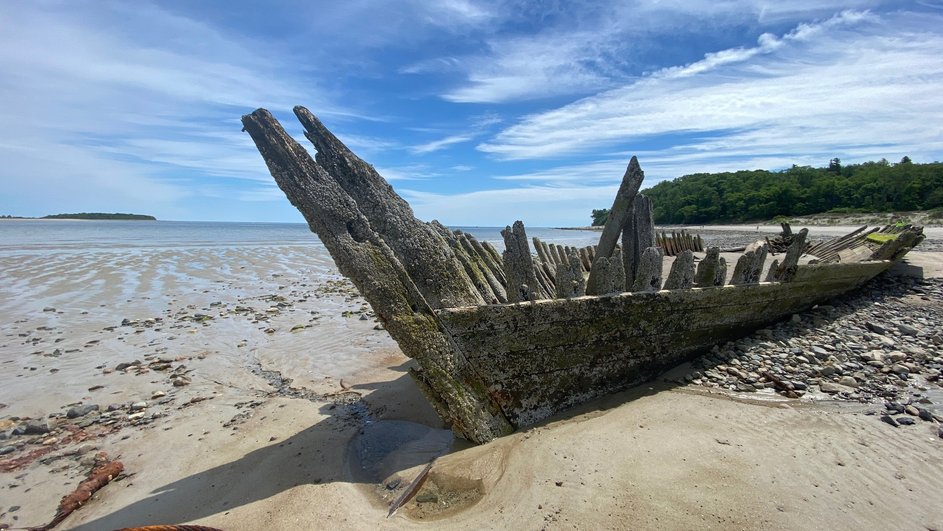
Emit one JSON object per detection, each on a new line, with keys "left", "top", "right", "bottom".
{"left": 682, "top": 275, "right": 943, "bottom": 431}
{"left": 130, "top": 401, "right": 147, "bottom": 411}
{"left": 66, "top": 403, "right": 100, "bottom": 419}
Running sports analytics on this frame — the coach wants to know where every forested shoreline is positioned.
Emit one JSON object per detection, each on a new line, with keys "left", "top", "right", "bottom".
{"left": 592, "top": 158, "right": 943, "bottom": 225}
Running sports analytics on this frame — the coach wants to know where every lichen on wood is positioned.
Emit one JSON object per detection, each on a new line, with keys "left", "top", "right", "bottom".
{"left": 587, "top": 157, "right": 644, "bottom": 293}
{"left": 242, "top": 108, "right": 512, "bottom": 443}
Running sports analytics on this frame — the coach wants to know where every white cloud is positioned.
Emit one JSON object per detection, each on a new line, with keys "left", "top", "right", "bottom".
{"left": 478, "top": 10, "right": 943, "bottom": 168}
{"left": 0, "top": 2, "right": 339, "bottom": 217}
{"left": 410, "top": 134, "right": 476, "bottom": 154}
{"left": 402, "top": 185, "right": 619, "bottom": 227}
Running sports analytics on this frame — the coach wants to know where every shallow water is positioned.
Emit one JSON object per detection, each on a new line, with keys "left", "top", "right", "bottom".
{"left": 0, "top": 221, "right": 601, "bottom": 418}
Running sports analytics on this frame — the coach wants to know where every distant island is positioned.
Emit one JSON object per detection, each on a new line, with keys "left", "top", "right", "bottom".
{"left": 43, "top": 213, "right": 156, "bottom": 220}
{"left": 0, "top": 213, "right": 156, "bottom": 221}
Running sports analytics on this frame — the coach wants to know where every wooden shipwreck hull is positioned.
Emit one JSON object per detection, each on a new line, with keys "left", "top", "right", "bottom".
{"left": 242, "top": 107, "right": 925, "bottom": 444}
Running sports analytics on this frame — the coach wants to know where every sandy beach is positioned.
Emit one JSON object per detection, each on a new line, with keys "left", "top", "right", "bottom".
{"left": 1, "top": 222, "right": 942, "bottom": 530}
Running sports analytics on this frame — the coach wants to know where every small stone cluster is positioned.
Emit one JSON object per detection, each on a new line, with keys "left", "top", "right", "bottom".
{"left": 681, "top": 274, "right": 943, "bottom": 432}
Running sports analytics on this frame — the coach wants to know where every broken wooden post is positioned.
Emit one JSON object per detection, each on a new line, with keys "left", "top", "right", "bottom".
{"left": 714, "top": 257, "right": 728, "bottom": 286}
{"left": 555, "top": 250, "right": 587, "bottom": 298}
{"left": 769, "top": 228, "right": 808, "bottom": 281}
{"left": 622, "top": 194, "right": 655, "bottom": 292}
{"left": 502, "top": 221, "right": 541, "bottom": 303}
{"left": 695, "top": 247, "right": 723, "bottom": 287}
{"left": 586, "top": 157, "right": 644, "bottom": 293}
{"left": 293, "top": 106, "right": 482, "bottom": 309}
{"left": 746, "top": 245, "right": 768, "bottom": 283}
{"left": 587, "top": 250, "right": 625, "bottom": 295}
{"left": 242, "top": 108, "right": 512, "bottom": 443}
{"left": 664, "top": 250, "right": 696, "bottom": 290}
{"left": 631, "top": 246, "right": 663, "bottom": 292}
{"left": 533, "top": 237, "right": 552, "bottom": 266}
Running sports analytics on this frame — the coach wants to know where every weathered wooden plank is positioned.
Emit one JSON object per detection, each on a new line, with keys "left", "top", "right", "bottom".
{"left": 630, "top": 246, "right": 663, "bottom": 292}
{"left": 242, "top": 108, "right": 512, "bottom": 443}
{"left": 664, "top": 250, "right": 696, "bottom": 290}
{"left": 502, "top": 221, "right": 541, "bottom": 303}
{"left": 587, "top": 157, "right": 645, "bottom": 291}
{"left": 293, "top": 106, "right": 482, "bottom": 309}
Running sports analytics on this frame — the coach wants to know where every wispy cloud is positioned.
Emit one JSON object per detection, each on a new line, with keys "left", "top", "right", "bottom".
{"left": 402, "top": 185, "right": 620, "bottom": 227}
{"left": 410, "top": 134, "right": 476, "bottom": 154}
{"left": 0, "top": 2, "right": 339, "bottom": 217}
{"left": 478, "top": 10, "right": 943, "bottom": 168}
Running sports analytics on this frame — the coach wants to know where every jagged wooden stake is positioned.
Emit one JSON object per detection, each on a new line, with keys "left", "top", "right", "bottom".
{"left": 664, "top": 250, "right": 696, "bottom": 290}
{"left": 695, "top": 247, "right": 722, "bottom": 287}
{"left": 622, "top": 194, "right": 655, "bottom": 290}
{"left": 502, "top": 221, "right": 540, "bottom": 303}
{"left": 587, "top": 157, "right": 644, "bottom": 294}
{"left": 631, "top": 246, "right": 663, "bottom": 292}
{"left": 242, "top": 108, "right": 512, "bottom": 444}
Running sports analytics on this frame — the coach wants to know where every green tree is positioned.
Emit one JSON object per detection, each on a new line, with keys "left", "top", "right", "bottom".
{"left": 591, "top": 208, "right": 610, "bottom": 226}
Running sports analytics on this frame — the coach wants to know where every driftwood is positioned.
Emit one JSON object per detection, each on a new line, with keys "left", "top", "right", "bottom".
{"left": 30, "top": 453, "right": 123, "bottom": 531}
{"left": 769, "top": 229, "right": 808, "bottom": 281}
{"left": 387, "top": 459, "right": 436, "bottom": 518}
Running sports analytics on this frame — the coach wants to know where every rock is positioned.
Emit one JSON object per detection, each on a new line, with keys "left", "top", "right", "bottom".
{"left": 896, "top": 416, "right": 916, "bottom": 426}
{"left": 416, "top": 491, "right": 438, "bottom": 503}
{"left": 0, "top": 445, "right": 14, "bottom": 455}
{"left": 115, "top": 362, "right": 132, "bottom": 371}
{"left": 887, "top": 351, "right": 907, "bottom": 363}
{"left": 43, "top": 307, "right": 56, "bottom": 312}
{"left": 865, "top": 322, "right": 887, "bottom": 335}
{"left": 897, "top": 323, "right": 918, "bottom": 336}
{"left": 819, "top": 381, "right": 853, "bottom": 394}
{"left": 838, "top": 376, "right": 859, "bottom": 388}
{"left": 917, "top": 408, "right": 934, "bottom": 422}
{"left": 880, "top": 415, "right": 899, "bottom": 427}
{"left": 130, "top": 401, "right": 147, "bottom": 411}
{"left": 66, "top": 404, "right": 99, "bottom": 419}
{"left": 890, "top": 364, "right": 909, "bottom": 376}
{"left": 904, "top": 405, "right": 920, "bottom": 416}
{"left": 23, "top": 420, "right": 51, "bottom": 434}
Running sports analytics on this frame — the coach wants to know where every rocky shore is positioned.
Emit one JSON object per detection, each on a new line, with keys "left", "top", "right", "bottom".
{"left": 678, "top": 273, "right": 943, "bottom": 435}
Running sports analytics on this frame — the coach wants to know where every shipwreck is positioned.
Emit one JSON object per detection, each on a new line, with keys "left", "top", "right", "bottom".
{"left": 242, "top": 107, "right": 924, "bottom": 444}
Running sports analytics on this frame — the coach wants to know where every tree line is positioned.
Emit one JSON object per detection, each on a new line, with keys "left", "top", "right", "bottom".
{"left": 592, "top": 158, "right": 943, "bottom": 225}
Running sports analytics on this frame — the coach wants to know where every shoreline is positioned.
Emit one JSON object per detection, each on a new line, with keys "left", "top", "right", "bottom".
{"left": 1, "top": 231, "right": 941, "bottom": 530}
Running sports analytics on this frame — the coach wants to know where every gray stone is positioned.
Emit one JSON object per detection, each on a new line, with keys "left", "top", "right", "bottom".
{"left": 0, "top": 445, "right": 14, "bottom": 455}
{"left": 896, "top": 416, "right": 916, "bottom": 426}
{"left": 838, "top": 376, "right": 859, "bottom": 388}
{"left": 880, "top": 415, "right": 899, "bottom": 427}
{"left": 819, "top": 381, "right": 852, "bottom": 394}
{"left": 23, "top": 420, "right": 51, "bottom": 435}
{"left": 66, "top": 404, "right": 99, "bottom": 419}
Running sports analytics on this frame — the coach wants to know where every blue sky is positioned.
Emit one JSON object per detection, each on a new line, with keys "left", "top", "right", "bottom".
{"left": 2, "top": 1, "right": 942, "bottom": 225}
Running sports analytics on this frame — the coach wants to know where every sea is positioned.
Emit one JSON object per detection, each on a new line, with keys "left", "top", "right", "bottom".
{"left": 0, "top": 220, "right": 602, "bottom": 418}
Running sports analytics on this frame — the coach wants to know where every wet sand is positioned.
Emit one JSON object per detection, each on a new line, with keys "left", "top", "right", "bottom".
{"left": 1, "top": 235, "right": 942, "bottom": 530}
